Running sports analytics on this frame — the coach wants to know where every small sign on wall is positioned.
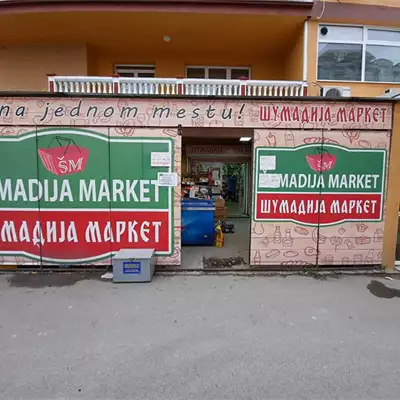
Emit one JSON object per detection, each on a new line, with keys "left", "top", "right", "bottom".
{"left": 151, "top": 152, "right": 171, "bottom": 167}
{"left": 259, "top": 173, "right": 280, "bottom": 188}
{"left": 158, "top": 172, "right": 178, "bottom": 187}
{"left": 260, "top": 156, "right": 276, "bottom": 171}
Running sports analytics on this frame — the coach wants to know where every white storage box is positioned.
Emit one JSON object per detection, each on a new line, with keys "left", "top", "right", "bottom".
{"left": 112, "top": 249, "right": 156, "bottom": 283}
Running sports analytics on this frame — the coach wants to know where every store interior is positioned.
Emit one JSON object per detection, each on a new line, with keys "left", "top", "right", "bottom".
{"left": 180, "top": 128, "right": 252, "bottom": 269}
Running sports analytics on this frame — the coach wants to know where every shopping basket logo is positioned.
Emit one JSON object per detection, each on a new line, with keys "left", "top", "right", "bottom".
{"left": 305, "top": 148, "right": 336, "bottom": 173}
{"left": 38, "top": 136, "right": 89, "bottom": 176}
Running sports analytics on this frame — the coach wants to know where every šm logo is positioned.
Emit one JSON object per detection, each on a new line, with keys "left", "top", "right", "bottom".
{"left": 37, "top": 136, "right": 89, "bottom": 176}
{"left": 305, "top": 149, "right": 336, "bottom": 173}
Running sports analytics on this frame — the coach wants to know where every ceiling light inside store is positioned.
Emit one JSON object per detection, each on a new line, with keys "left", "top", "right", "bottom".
{"left": 163, "top": 36, "right": 171, "bottom": 42}
{"left": 239, "top": 137, "right": 252, "bottom": 142}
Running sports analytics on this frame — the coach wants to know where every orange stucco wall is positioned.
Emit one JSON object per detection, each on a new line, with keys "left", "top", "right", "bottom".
{"left": 0, "top": 8, "right": 400, "bottom": 91}
{"left": 89, "top": 50, "right": 286, "bottom": 80}
{"left": 0, "top": 44, "right": 88, "bottom": 91}
{"left": 0, "top": 11, "right": 302, "bottom": 86}
{"left": 284, "top": 26, "right": 304, "bottom": 82}
{"left": 0, "top": 44, "right": 287, "bottom": 91}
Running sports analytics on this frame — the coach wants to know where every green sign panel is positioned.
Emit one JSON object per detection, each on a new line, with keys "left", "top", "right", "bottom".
{"left": 0, "top": 128, "right": 174, "bottom": 263}
{"left": 254, "top": 144, "right": 386, "bottom": 226}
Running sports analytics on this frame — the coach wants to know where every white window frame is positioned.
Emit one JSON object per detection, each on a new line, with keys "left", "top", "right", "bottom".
{"left": 317, "top": 24, "right": 400, "bottom": 84}
{"left": 185, "top": 65, "right": 251, "bottom": 80}
{"left": 115, "top": 64, "right": 155, "bottom": 77}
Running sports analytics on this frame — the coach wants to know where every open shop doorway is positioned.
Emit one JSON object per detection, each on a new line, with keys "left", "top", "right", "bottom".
{"left": 180, "top": 128, "right": 252, "bottom": 269}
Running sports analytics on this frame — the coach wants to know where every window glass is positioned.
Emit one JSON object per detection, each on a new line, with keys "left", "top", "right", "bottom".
{"left": 186, "top": 68, "right": 205, "bottom": 79}
{"left": 137, "top": 72, "right": 155, "bottom": 78}
{"left": 115, "top": 65, "right": 155, "bottom": 78}
{"left": 118, "top": 72, "right": 135, "bottom": 77}
{"left": 318, "top": 43, "right": 362, "bottom": 81}
{"left": 231, "top": 69, "right": 250, "bottom": 79}
{"left": 186, "top": 67, "right": 250, "bottom": 79}
{"left": 368, "top": 29, "right": 400, "bottom": 43}
{"left": 319, "top": 25, "right": 363, "bottom": 42}
{"left": 208, "top": 69, "right": 227, "bottom": 79}
{"left": 365, "top": 45, "right": 400, "bottom": 82}
{"left": 318, "top": 25, "right": 400, "bottom": 82}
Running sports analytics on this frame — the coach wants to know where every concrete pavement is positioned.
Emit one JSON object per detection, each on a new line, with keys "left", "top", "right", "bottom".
{"left": 0, "top": 272, "right": 400, "bottom": 400}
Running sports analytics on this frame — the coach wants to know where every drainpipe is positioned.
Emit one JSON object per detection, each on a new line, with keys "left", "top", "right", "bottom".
{"left": 302, "top": 17, "right": 310, "bottom": 96}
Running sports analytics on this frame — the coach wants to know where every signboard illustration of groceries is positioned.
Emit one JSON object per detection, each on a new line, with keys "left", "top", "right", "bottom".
{"left": 37, "top": 136, "right": 89, "bottom": 176}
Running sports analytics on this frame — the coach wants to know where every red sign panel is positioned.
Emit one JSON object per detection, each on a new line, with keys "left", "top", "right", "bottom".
{"left": 0, "top": 210, "right": 170, "bottom": 263}
{"left": 256, "top": 193, "right": 382, "bottom": 225}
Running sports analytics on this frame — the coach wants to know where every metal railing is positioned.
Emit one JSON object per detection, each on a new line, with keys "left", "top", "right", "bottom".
{"left": 48, "top": 75, "right": 308, "bottom": 97}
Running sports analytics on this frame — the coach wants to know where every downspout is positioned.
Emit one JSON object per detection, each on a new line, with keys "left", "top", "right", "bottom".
{"left": 302, "top": 17, "right": 310, "bottom": 95}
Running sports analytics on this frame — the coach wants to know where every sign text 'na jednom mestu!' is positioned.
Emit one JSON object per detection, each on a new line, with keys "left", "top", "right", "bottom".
{"left": 0, "top": 100, "right": 391, "bottom": 129}
{"left": 0, "top": 129, "right": 174, "bottom": 263}
{"left": 255, "top": 144, "right": 386, "bottom": 226}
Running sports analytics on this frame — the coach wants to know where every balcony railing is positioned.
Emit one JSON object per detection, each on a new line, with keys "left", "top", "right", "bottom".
{"left": 48, "top": 75, "right": 308, "bottom": 97}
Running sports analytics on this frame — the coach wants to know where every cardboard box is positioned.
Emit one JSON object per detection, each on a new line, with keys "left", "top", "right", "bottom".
{"left": 214, "top": 199, "right": 225, "bottom": 208}
{"left": 215, "top": 205, "right": 228, "bottom": 221}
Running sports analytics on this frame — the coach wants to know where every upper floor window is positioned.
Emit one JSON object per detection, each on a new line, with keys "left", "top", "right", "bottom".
{"left": 318, "top": 25, "right": 400, "bottom": 83}
{"left": 115, "top": 65, "right": 155, "bottom": 78}
{"left": 185, "top": 66, "right": 251, "bottom": 80}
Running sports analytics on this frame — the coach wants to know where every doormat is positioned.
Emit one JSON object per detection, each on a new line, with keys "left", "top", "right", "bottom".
{"left": 203, "top": 256, "right": 246, "bottom": 269}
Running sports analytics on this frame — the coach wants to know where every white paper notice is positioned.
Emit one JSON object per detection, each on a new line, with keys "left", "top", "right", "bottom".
{"left": 260, "top": 156, "right": 276, "bottom": 171}
{"left": 158, "top": 172, "right": 178, "bottom": 187}
{"left": 259, "top": 173, "right": 280, "bottom": 188}
{"left": 151, "top": 152, "right": 171, "bottom": 167}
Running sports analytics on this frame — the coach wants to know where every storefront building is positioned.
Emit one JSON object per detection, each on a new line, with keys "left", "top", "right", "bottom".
{"left": 0, "top": 95, "right": 399, "bottom": 271}
{"left": 1, "top": 0, "right": 400, "bottom": 270}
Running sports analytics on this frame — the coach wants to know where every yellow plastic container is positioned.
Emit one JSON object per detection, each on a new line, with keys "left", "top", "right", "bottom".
{"left": 215, "top": 225, "right": 224, "bottom": 248}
